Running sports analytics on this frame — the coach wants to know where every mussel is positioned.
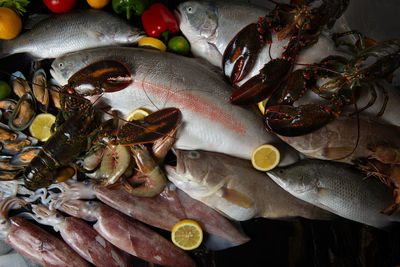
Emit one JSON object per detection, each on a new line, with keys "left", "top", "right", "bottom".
{"left": 8, "top": 92, "right": 36, "bottom": 131}
{"left": 10, "top": 146, "right": 42, "bottom": 167}
{"left": 11, "top": 71, "right": 31, "bottom": 98}
{"left": 32, "top": 69, "right": 50, "bottom": 112}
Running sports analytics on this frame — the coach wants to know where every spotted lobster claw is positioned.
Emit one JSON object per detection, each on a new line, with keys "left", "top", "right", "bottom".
{"left": 265, "top": 104, "right": 333, "bottom": 136}
{"left": 67, "top": 60, "right": 132, "bottom": 96}
{"left": 223, "top": 20, "right": 271, "bottom": 84}
{"left": 113, "top": 107, "right": 182, "bottom": 146}
{"left": 229, "top": 59, "right": 291, "bottom": 105}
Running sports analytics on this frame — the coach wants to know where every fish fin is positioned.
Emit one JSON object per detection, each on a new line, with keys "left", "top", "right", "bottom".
{"left": 88, "top": 30, "right": 106, "bottom": 41}
{"left": 24, "top": 14, "right": 51, "bottom": 29}
{"left": 316, "top": 187, "right": 340, "bottom": 211}
{"left": 322, "top": 147, "right": 354, "bottom": 159}
{"left": 218, "top": 187, "right": 254, "bottom": 209}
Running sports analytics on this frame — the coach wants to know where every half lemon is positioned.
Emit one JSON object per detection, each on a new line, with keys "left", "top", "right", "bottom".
{"left": 29, "top": 113, "right": 56, "bottom": 142}
{"left": 251, "top": 144, "right": 280, "bottom": 171}
{"left": 171, "top": 219, "right": 203, "bottom": 250}
{"left": 126, "top": 108, "right": 152, "bottom": 121}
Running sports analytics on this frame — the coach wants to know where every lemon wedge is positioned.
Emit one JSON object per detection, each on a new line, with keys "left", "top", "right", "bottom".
{"left": 171, "top": 219, "right": 203, "bottom": 250}
{"left": 251, "top": 144, "right": 280, "bottom": 171}
{"left": 257, "top": 98, "right": 269, "bottom": 115}
{"left": 29, "top": 113, "right": 56, "bottom": 142}
{"left": 126, "top": 108, "right": 152, "bottom": 121}
{"left": 139, "top": 37, "right": 167, "bottom": 52}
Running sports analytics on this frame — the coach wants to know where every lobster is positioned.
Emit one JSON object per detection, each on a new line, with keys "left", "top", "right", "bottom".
{"left": 264, "top": 36, "right": 400, "bottom": 136}
{"left": 23, "top": 60, "right": 181, "bottom": 189}
{"left": 223, "top": 0, "right": 349, "bottom": 105}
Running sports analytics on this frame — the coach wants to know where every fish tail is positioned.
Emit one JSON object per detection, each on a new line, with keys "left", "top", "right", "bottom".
{"left": 0, "top": 40, "right": 12, "bottom": 59}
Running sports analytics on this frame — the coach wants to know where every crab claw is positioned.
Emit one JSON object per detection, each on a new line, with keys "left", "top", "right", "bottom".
{"left": 265, "top": 104, "right": 333, "bottom": 136}
{"left": 115, "top": 107, "right": 181, "bottom": 146}
{"left": 68, "top": 60, "right": 132, "bottom": 95}
{"left": 229, "top": 59, "right": 291, "bottom": 105}
{"left": 223, "top": 22, "right": 271, "bottom": 84}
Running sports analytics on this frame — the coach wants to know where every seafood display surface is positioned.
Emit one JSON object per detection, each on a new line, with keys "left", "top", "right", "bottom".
{"left": 0, "top": 0, "right": 400, "bottom": 266}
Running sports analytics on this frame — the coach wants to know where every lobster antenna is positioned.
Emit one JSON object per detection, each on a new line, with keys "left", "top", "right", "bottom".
{"left": 0, "top": 69, "right": 178, "bottom": 141}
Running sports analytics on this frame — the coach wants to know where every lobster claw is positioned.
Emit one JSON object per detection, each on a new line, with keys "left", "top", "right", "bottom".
{"left": 223, "top": 22, "right": 271, "bottom": 84}
{"left": 265, "top": 104, "right": 333, "bottom": 136}
{"left": 114, "top": 108, "right": 181, "bottom": 146}
{"left": 67, "top": 60, "right": 132, "bottom": 96}
{"left": 229, "top": 59, "right": 291, "bottom": 105}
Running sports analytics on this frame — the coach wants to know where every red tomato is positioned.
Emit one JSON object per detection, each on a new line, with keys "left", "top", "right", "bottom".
{"left": 43, "top": 0, "right": 78, "bottom": 13}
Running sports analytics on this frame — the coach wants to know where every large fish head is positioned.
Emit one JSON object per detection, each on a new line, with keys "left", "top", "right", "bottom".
{"left": 176, "top": 1, "right": 218, "bottom": 41}
{"left": 267, "top": 164, "right": 320, "bottom": 197}
{"left": 50, "top": 52, "right": 90, "bottom": 86}
{"left": 165, "top": 149, "right": 225, "bottom": 198}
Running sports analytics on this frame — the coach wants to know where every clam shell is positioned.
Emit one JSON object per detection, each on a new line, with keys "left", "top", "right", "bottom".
{"left": 8, "top": 93, "right": 36, "bottom": 131}
{"left": 32, "top": 69, "right": 49, "bottom": 112}
{"left": 0, "top": 122, "right": 38, "bottom": 155}
{"left": 0, "top": 170, "right": 21, "bottom": 181}
{"left": 0, "top": 123, "right": 19, "bottom": 143}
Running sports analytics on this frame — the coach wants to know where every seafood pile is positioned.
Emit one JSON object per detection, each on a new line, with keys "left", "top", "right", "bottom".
{"left": 0, "top": 0, "right": 399, "bottom": 266}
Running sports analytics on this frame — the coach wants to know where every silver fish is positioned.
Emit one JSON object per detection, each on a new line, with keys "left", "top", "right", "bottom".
{"left": 51, "top": 47, "right": 299, "bottom": 163}
{"left": 165, "top": 149, "right": 333, "bottom": 221}
{"left": 0, "top": 10, "right": 144, "bottom": 59}
{"left": 268, "top": 159, "right": 400, "bottom": 228}
{"left": 277, "top": 116, "right": 400, "bottom": 164}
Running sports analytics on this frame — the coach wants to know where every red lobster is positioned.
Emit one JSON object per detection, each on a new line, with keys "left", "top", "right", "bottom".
{"left": 265, "top": 35, "right": 400, "bottom": 136}
{"left": 223, "top": 0, "right": 349, "bottom": 105}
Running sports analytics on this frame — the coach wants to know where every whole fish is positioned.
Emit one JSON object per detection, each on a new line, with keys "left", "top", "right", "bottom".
{"left": 277, "top": 116, "right": 400, "bottom": 164}
{"left": 176, "top": 1, "right": 400, "bottom": 126}
{"left": 165, "top": 149, "right": 334, "bottom": 221}
{"left": 176, "top": 1, "right": 344, "bottom": 82}
{"left": 268, "top": 159, "right": 400, "bottom": 228}
{"left": 51, "top": 47, "right": 299, "bottom": 163}
{"left": 0, "top": 10, "right": 144, "bottom": 59}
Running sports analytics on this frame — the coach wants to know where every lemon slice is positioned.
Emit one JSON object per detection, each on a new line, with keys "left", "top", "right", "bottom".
{"left": 257, "top": 98, "right": 269, "bottom": 115}
{"left": 139, "top": 37, "right": 167, "bottom": 52}
{"left": 29, "top": 113, "right": 56, "bottom": 142}
{"left": 126, "top": 108, "right": 152, "bottom": 121}
{"left": 171, "top": 219, "right": 203, "bottom": 250}
{"left": 251, "top": 144, "right": 280, "bottom": 171}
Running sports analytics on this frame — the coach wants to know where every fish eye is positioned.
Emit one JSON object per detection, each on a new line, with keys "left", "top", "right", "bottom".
{"left": 88, "top": 201, "right": 94, "bottom": 206}
{"left": 188, "top": 151, "right": 200, "bottom": 159}
{"left": 186, "top": 6, "right": 193, "bottom": 13}
{"left": 58, "top": 62, "right": 64, "bottom": 67}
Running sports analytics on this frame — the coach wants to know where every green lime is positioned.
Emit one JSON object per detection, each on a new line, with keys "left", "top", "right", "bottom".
{"left": 0, "top": 80, "right": 11, "bottom": 99}
{"left": 168, "top": 36, "right": 190, "bottom": 56}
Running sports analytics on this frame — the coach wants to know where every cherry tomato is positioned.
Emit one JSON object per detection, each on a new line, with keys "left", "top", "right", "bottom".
{"left": 43, "top": 0, "right": 78, "bottom": 13}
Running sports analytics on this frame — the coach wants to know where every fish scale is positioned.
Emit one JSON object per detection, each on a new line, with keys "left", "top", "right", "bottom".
{"left": 268, "top": 159, "right": 400, "bottom": 228}
{"left": 51, "top": 47, "right": 299, "bottom": 163}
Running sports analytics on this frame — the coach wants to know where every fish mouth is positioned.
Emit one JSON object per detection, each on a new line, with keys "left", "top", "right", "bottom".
{"left": 174, "top": 9, "right": 181, "bottom": 25}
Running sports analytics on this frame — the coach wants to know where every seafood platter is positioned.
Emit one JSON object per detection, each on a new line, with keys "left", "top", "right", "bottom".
{"left": 0, "top": 0, "right": 400, "bottom": 266}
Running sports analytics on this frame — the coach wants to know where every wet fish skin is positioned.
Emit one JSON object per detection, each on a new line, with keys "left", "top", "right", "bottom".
{"left": 165, "top": 149, "right": 334, "bottom": 221}
{"left": 268, "top": 159, "right": 400, "bottom": 228}
{"left": 0, "top": 10, "right": 144, "bottom": 59}
{"left": 277, "top": 116, "right": 400, "bottom": 164}
{"left": 51, "top": 47, "right": 299, "bottom": 163}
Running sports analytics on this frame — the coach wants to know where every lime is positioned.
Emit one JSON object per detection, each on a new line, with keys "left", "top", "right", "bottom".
{"left": 168, "top": 36, "right": 190, "bottom": 56}
{"left": 0, "top": 80, "right": 11, "bottom": 99}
